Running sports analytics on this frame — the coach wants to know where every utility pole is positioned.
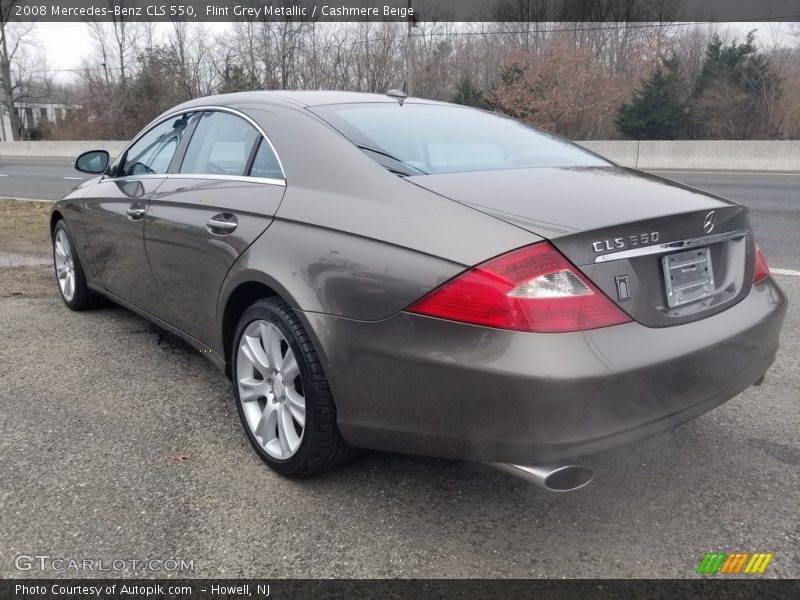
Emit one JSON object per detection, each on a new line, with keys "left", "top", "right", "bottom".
{"left": 524, "top": 0, "right": 530, "bottom": 52}
{"left": 406, "top": 0, "right": 415, "bottom": 96}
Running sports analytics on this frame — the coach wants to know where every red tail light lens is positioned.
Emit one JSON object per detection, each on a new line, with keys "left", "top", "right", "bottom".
{"left": 753, "top": 245, "right": 770, "bottom": 283}
{"left": 408, "top": 242, "right": 632, "bottom": 333}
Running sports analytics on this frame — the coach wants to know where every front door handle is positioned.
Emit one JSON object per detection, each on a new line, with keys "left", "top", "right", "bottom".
{"left": 206, "top": 214, "right": 238, "bottom": 234}
{"left": 126, "top": 206, "right": 146, "bottom": 220}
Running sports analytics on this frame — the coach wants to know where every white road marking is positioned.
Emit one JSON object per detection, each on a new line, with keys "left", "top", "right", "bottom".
{"left": 0, "top": 174, "right": 8, "bottom": 176}
{"left": 62, "top": 176, "right": 84, "bottom": 180}
{"left": 770, "top": 268, "right": 800, "bottom": 277}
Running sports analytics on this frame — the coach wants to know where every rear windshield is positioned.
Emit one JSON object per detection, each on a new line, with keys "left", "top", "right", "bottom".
{"left": 309, "top": 103, "right": 609, "bottom": 175}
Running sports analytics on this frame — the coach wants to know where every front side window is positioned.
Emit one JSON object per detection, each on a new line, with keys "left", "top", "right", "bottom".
{"left": 119, "top": 114, "right": 191, "bottom": 177}
{"left": 121, "top": 113, "right": 193, "bottom": 177}
{"left": 309, "top": 103, "right": 610, "bottom": 175}
{"left": 148, "top": 138, "right": 179, "bottom": 173}
{"left": 180, "top": 111, "right": 260, "bottom": 176}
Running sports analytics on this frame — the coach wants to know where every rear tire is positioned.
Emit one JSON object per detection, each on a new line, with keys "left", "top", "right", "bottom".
{"left": 52, "top": 220, "right": 103, "bottom": 311}
{"left": 232, "top": 297, "right": 357, "bottom": 477}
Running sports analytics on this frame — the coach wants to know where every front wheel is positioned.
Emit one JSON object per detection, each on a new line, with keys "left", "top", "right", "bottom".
{"left": 232, "top": 297, "right": 357, "bottom": 477}
{"left": 52, "top": 220, "right": 102, "bottom": 311}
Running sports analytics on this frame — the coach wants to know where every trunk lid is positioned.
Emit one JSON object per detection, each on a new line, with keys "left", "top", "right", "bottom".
{"left": 407, "top": 166, "right": 755, "bottom": 327}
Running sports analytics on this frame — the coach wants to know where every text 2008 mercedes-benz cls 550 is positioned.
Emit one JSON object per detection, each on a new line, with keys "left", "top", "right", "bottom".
{"left": 51, "top": 91, "right": 786, "bottom": 490}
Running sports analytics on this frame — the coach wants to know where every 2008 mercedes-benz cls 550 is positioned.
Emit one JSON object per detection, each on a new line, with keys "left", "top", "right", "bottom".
{"left": 51, "top": 91, "right": 786, "bottom": 489}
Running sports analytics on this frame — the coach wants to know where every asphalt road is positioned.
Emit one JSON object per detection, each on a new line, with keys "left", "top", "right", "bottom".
{"left": 0, "top": 157, "right": 88, "bottom": 201}
{"left": 0, "top": 159, "right": 798, "bottom": 579}
{"left": 649, "top": 170, "right": 799, "bottom": 272}
{"left": 1, "top": 158, "right": 798, "bottom": 271}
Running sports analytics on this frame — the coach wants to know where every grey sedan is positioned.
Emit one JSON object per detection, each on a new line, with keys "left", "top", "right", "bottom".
{"left": 51, "top": 91, "right": 786, "bottom": 491}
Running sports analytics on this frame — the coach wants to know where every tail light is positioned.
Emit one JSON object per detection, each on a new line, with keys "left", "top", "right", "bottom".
{"left": 753, "top": 245, "right": 770, "bottom": 283}
{"left": 408, "top": 242, "right": 631, "bottom": 333}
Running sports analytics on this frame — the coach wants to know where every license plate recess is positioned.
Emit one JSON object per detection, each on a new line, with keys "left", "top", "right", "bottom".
{"left": 662, "top": 247, "right": 715, "bottom": 308}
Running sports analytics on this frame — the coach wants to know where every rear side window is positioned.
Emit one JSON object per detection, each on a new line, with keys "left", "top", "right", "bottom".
{"left": 121, "top": 113, "right": 193, "bottom": 176}
{"left": 249, "top": 139, "right": 283, "bottom": 179}
{"left": 180, "top": 111, "right": 259, "bottom": 176}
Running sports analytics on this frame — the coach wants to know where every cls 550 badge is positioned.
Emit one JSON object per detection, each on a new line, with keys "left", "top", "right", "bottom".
{"left": 592, "top": 231, "right": 660, "bottom": 253}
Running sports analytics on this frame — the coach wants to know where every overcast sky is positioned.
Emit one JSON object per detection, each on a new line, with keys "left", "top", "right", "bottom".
{"left": 34, "top": 21, "right": 795, "bottom": 84}
{"left": 36, "top": 22, "right": 229, "bottom": 82}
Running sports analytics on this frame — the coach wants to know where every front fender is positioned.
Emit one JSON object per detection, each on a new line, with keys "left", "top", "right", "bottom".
{"left": 50, "top": 182, "right": 97, "bottom": 283}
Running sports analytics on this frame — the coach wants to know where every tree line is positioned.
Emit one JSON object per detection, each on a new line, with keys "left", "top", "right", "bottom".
{"left": 2, "top": 12, "right": 799, "bottom": 141}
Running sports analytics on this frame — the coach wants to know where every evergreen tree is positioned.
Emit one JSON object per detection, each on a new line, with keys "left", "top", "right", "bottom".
{"left": 694, "top": 33, "right": 759, "bottom": 98}
{"left": 451, "top": 74, "right": 488, "bottom": 109}
{"left": 616, "top": 55, "right": 689, "bottom": 140}
{"left": 691, "top": 32, "right": 779, "bottom": 139}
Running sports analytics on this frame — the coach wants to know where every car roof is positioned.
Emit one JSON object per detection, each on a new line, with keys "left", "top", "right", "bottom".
{"left": 245, "top": 90, "right": 416, "bottom": 107}
{"left": 168, "top": 90, "right": 453, "bottom": 114}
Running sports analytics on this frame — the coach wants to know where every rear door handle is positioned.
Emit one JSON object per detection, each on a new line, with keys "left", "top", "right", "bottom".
{"left": 206, "top": 214, "right": 238, "bottom": 234}
{"left": 126, "top": 206, "right": 146, "bottom": 220}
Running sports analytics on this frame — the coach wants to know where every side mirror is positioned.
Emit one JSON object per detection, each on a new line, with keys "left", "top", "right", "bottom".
{"left": 74, "top": 150, "right": 110, "bottom": 174}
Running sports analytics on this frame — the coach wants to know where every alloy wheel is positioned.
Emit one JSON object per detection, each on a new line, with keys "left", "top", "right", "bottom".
{"left": 236, "top": 320, "right": 306, "bottom": 460}
{"left": 54, "top": 229, "right": 76, "bottom": 301}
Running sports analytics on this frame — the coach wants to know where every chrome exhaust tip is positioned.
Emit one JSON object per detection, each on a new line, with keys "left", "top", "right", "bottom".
{"left": 492, "top": 462, "right": 594, "bottom": 492}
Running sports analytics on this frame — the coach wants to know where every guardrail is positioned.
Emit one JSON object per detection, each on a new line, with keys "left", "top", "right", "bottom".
{"left": 0, "top": 141, "right": 128, "bottom": 160}
{"left": 2, "top": 140, "right": 799, "bottom": 171}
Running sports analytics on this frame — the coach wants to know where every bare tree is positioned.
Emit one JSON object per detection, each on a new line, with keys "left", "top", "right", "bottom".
{"left": 37, "top": 16, "right": 800, "bottom": 142}
{"left": 492, "top": 38, "right": 633, "bottom": 138}
{"left": 0, "top": 0, "right": 25, "bottom": 140}
{"left": 1, "top": 1, "right": 52, "bottom": 140}
{"left": 673, "top": 23, "right": 717, "bottom": 96}
{"left": 165, "top": 21, "right": 216, "bottom": 98}
{"left": 777, "top": 45, "right": 800, "bottom": 138}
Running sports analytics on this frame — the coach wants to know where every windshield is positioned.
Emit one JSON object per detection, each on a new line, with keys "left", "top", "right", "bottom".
{"left": 309, "top": 103, "right": 610, "bottom": 175}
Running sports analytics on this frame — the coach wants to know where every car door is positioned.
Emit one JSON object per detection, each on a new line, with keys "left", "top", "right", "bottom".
{"left": 82, "top": 114, "right": 194, "bottom": 313}
{"left": 144, "top": 109, "right": 285, "bottom": 345}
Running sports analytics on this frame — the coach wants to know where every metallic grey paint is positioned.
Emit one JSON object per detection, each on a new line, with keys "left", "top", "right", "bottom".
{"left": 145, "top": 177, "right": 283, "bottom": 342}
{"left": 50, "top": 91, "right": 787, "bottom": 465}
{"left": 299, "top": 279, "right": 784, "bottom": 462}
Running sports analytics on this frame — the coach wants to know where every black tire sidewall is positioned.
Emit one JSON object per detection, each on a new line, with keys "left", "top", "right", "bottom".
{"left": 232, "top": 299, "right": 318, "bottom": 476}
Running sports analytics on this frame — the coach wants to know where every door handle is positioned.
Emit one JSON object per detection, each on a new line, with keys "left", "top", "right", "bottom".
{"left": 126, "top": 206, "right": 146, "bottom": 220}
{"left": 206, "top": 214, "right": 238, "bottom": 234}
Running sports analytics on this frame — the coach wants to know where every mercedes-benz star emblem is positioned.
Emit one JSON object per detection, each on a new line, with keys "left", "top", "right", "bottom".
{"left": 703, "top": 211, "right": 716, "bottom": 234}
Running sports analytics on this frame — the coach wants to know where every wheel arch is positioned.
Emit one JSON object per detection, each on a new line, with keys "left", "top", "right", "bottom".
{"left": 50, "top": 209, "right": 65, "bottom": 235}
{"left": 218, "top": 269, "right": 309, "bottom": 377}
{"left": 218, "top": 270, "right": 341, "bottom": 406}
{"left": 220, "top": 280, "right": 278, "bottom": 376}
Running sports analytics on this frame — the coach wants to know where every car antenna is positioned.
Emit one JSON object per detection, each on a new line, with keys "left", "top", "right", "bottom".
{"left": 386, "top": 85, "right": 407, "bottom": 106}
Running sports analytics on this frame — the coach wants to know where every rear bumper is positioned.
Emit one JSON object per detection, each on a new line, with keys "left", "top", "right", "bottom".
{"left": 301, "top": 277, "right": 786, "bottom": 463}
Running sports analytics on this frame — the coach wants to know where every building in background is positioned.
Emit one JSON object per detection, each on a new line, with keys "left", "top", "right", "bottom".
{"left": 0, "top": 100, "right": 81, "bottom": 141}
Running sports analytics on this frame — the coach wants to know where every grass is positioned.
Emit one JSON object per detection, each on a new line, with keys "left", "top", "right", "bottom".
{"left": 0, "top": 198, "right": 52, "bottom": 256}
{"left": 0, "top": 199, "right": 54, "bottom": 298}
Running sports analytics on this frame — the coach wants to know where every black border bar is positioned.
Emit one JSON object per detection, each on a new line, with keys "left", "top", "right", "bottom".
{"left": 3, "top": 579, "right": 800, "bottom": 600}
{"left": 5, "top": 0, "right": 800, "bottom": 23}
